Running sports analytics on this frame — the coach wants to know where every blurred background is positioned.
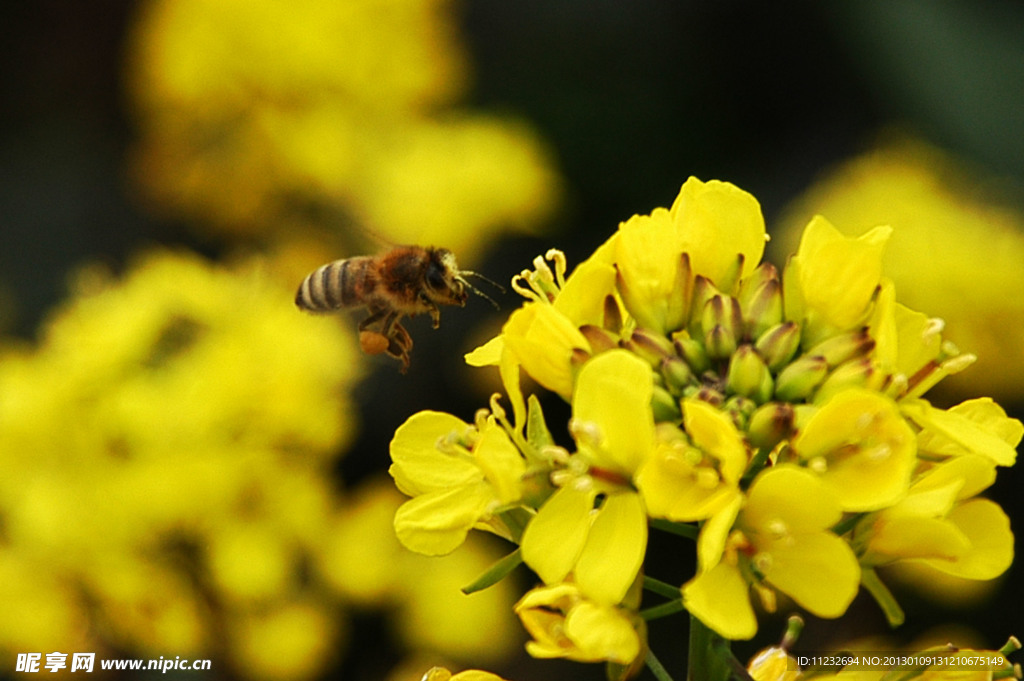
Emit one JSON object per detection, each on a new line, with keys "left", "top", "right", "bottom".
{"left": 1, "top": 0, "right": 1023, "bottom": 679}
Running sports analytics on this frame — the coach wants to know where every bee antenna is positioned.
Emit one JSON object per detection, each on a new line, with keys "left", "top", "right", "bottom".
{"left": 459, "top": 271, "right": 504, "bottom": 310}
{"left": 461, "top": 270, "right": 506, "bottom": 293}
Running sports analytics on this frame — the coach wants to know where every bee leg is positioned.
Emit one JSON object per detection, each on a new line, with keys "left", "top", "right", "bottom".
{"left": 391, "top": 322, "right": 413, "bottom": 353}
{"left": 385, "top": 323, "right": 413, "bottom": 373}
{"left": 417, "top": 291, "right": 442, "bottom": 329}
{"left": 380, "top": 323, "right": 412, "bottom": 372}
{"left": 358, "top": 308, "right": 387, "bottom": 331}
{"left": 377, "top": 312, "right": 413, "bottom": 371}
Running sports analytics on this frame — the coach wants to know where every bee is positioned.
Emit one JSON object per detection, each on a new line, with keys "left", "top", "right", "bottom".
{"left": 295, "top": 246, "right": 501, "bottom": 372}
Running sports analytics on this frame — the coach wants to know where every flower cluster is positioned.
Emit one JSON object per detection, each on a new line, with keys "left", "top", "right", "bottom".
{"left": 124, "top": 0, "right": 559, "bottom": 260}
{"left": 0, "top": 252, "right": 519, "bottom": 680}
{"left": 777, "top": 137, "right": 1024, "bottom": 401}
{"left": 389, "top": 178, "right": 1020, "bottom": 677}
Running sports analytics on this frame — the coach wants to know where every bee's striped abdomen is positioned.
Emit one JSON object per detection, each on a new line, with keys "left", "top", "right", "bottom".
{"left": 295, "top": 258, "right": 361, "bottom": 311}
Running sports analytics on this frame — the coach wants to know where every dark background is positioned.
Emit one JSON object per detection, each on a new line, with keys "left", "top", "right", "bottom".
{"left": 2, "top": 1, "right": 1022, "bottom": 679}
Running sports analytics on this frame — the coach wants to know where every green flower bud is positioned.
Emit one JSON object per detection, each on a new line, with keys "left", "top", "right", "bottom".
{"left": 747, "top": 401, "right": 795, "bottom": 452}
{"left": 673, "top": 334, "right": 710, "bottom": 375}
{"left": 625, "top": 329, "right": 677, "bottom": 366}
{"left": 579, "top": 324, "right": 619, "bottom": 354}
{"left": 702, "top": 294, "right": 742, "bottom": 361}
{"left": 737, "top": 263, "right": 783, "bottom": 340}
{"left": 754, "top": 321, "right": 801, "bottom": 372}
{"left": 726, "top": 345, "right": 774, "bottom": 404}
{"left": 774, "top": 355, "right": 828, "bottom": 402}
{"left": 651, "top": 385, "right": 683, "bottom": 423}
{"left": 661, "top": 356, "right": 695, "bottom": 394}
{"left": 723, "top": 395, "right": 757, "bottom": 430}
{"left": 814, "top": 358, "right": 880, "bottom": 404}
{"left": 805, "top": 328, "right": 875, "bottom": 368}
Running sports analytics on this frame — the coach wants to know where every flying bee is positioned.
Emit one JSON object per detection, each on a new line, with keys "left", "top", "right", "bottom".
{"left": 295, "top": 246, "right": 502, "bottom": 372}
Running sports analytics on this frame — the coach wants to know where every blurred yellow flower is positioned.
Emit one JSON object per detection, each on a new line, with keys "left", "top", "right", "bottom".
{"left": 320, "top": 479, "right": 520, "bottom": 666}
{"left": 125, "top": 0, "right": 560, "bottom": 261}
{"left": 777, "top": 137, "right": 1024, "bottom": 400}
{"left": 0, "top": 251, "right": 360, "bottom": 679}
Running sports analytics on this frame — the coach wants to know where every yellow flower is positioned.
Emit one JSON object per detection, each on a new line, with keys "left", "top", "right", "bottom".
{"left": 683, "top": 466, "right": 860, "bottom": 640}
{"left": 520, "top": 351, "right": 650, "bottom": 605}
{"left": 390, "top": 411, "right": 526, "bottom": 555}
{"left": 392, "top": 175, "right": 1020, "bottom": 672}
{"left": 747, "top": 646, "right": 801, "bottom": 681}
{"left": 125, "top": 0, "right": 560, "bottom": 259}
{"left": 790, "top": 389, "right": 918, "bottom": 511}
{"left": 777, "top": 137, "right": 1024, "bottom": 400}
{"left": 0, "top": 251, "right": 360, "bottom": 678}
{"left": 614, "top": 177, "right": 765, "bottom": 334}
{"left": 903, "top": 397, "right": 1020, "bottom": 467}
{"left": 857, "top": 455, "right": 1014, "bottom": 580}
{"left": 421, "top": 668, "right": 511, "bottom": 681}
{"left": 636, "top": 399, "right": 747, "bottom": 521}
{"left": 502, "top": 302, "right": 592, "bottom": 400}
{"left": 784, "top": 215, "right": 892, "bottom": 343}
{"left": 515, "top": 583, "right": 642, "bottom": 666}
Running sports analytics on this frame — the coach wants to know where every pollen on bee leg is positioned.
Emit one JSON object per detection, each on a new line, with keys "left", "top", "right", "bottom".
{"left": 359, "top": 330, "right": 391, "bottom": 355}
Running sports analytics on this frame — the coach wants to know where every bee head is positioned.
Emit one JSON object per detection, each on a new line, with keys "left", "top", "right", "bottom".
{"left": 426, "top": 248, "right": 470, "bottom": 306}
{"left": 426, "top": 248, "right": 503, "bottom": 310}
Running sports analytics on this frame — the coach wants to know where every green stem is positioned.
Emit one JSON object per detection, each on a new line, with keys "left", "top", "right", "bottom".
{"left": 640, "top": 599, "right": 686, "bottom": 621}
{"left": 651, "top": 517, "right": 699, "bottom": 540}
{"left": 740, "top": 446, "right": 771, "bottom": 488}
{"left": 860, "top": 567, "right": 905, "bottom": 627}
{"left": 643, "top": 575, "right": 682, "bottom": 599}
{"left": 831, "top": 512, "right": 865, "bottom": 536}
{"left": 687, "top": 613, "right": 734, "bottom": 681}
{"left": 646, "top": 648, "right": 677, "bottom": 681}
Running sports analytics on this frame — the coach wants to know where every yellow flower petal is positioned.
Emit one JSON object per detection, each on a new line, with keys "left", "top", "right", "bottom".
{"left": 696, "top": 495, "right": 744, "bottom": 570}
{"left": 671, "top": 177, "right": 766, "bottom": 291}
{"left": 793, "top": 389, "right": 916, "bottom": 511}
{"left": 564, "top": 600, "right": 641, "bottom": 664}
{"left": 554, "top": 255, "right": 618, "bottom": 329}
{"left": 791, "top": 215, "right": 891, "bottom": 331}
{"left": 742, "top": 465, "right": 841, "bottom": 534}
{"left": 474, "top": 417, "right": 526, "bottom": 505}
{"left": 868, "top": 515, "right": 970, "bottom": 562}
{"left": 683, "top": 399, "right": 748, "bottom": 485}
{"left": 464, "top": 335, "right": 504, "bottom": 367}
{"left": 394, "top": 484, "right": 494, "bottom": 555}
{"left": 907, "top": 398, "right": 1021, "bottom": 466}
{"left": 520, "top": 485, "right": 596, "bottom": 585}
{"left": 389, "top": 411, "right": 481, "bottom": 497}
{"left": 575, "top": 492, "right": 647, "bottom": 605}
{"left": 761, "top": 532, "right": 859, "bottom": 618}
{"left": 924, "top": 498, "right": 1013, "bottom": 580}
{"left": 682, "top": 561, "right": 757, "bottom": 640}
{"left": 503, "top": 303, "right": 590, "bottom": 399}
{"left": 572, "top": 350, "right": 654, "bottom": 474}
{"left": 422, "top": 668, "right": 510, "bottom": 681}
{"left": 615, "top": 210, "right": 688, "bottom": 333}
